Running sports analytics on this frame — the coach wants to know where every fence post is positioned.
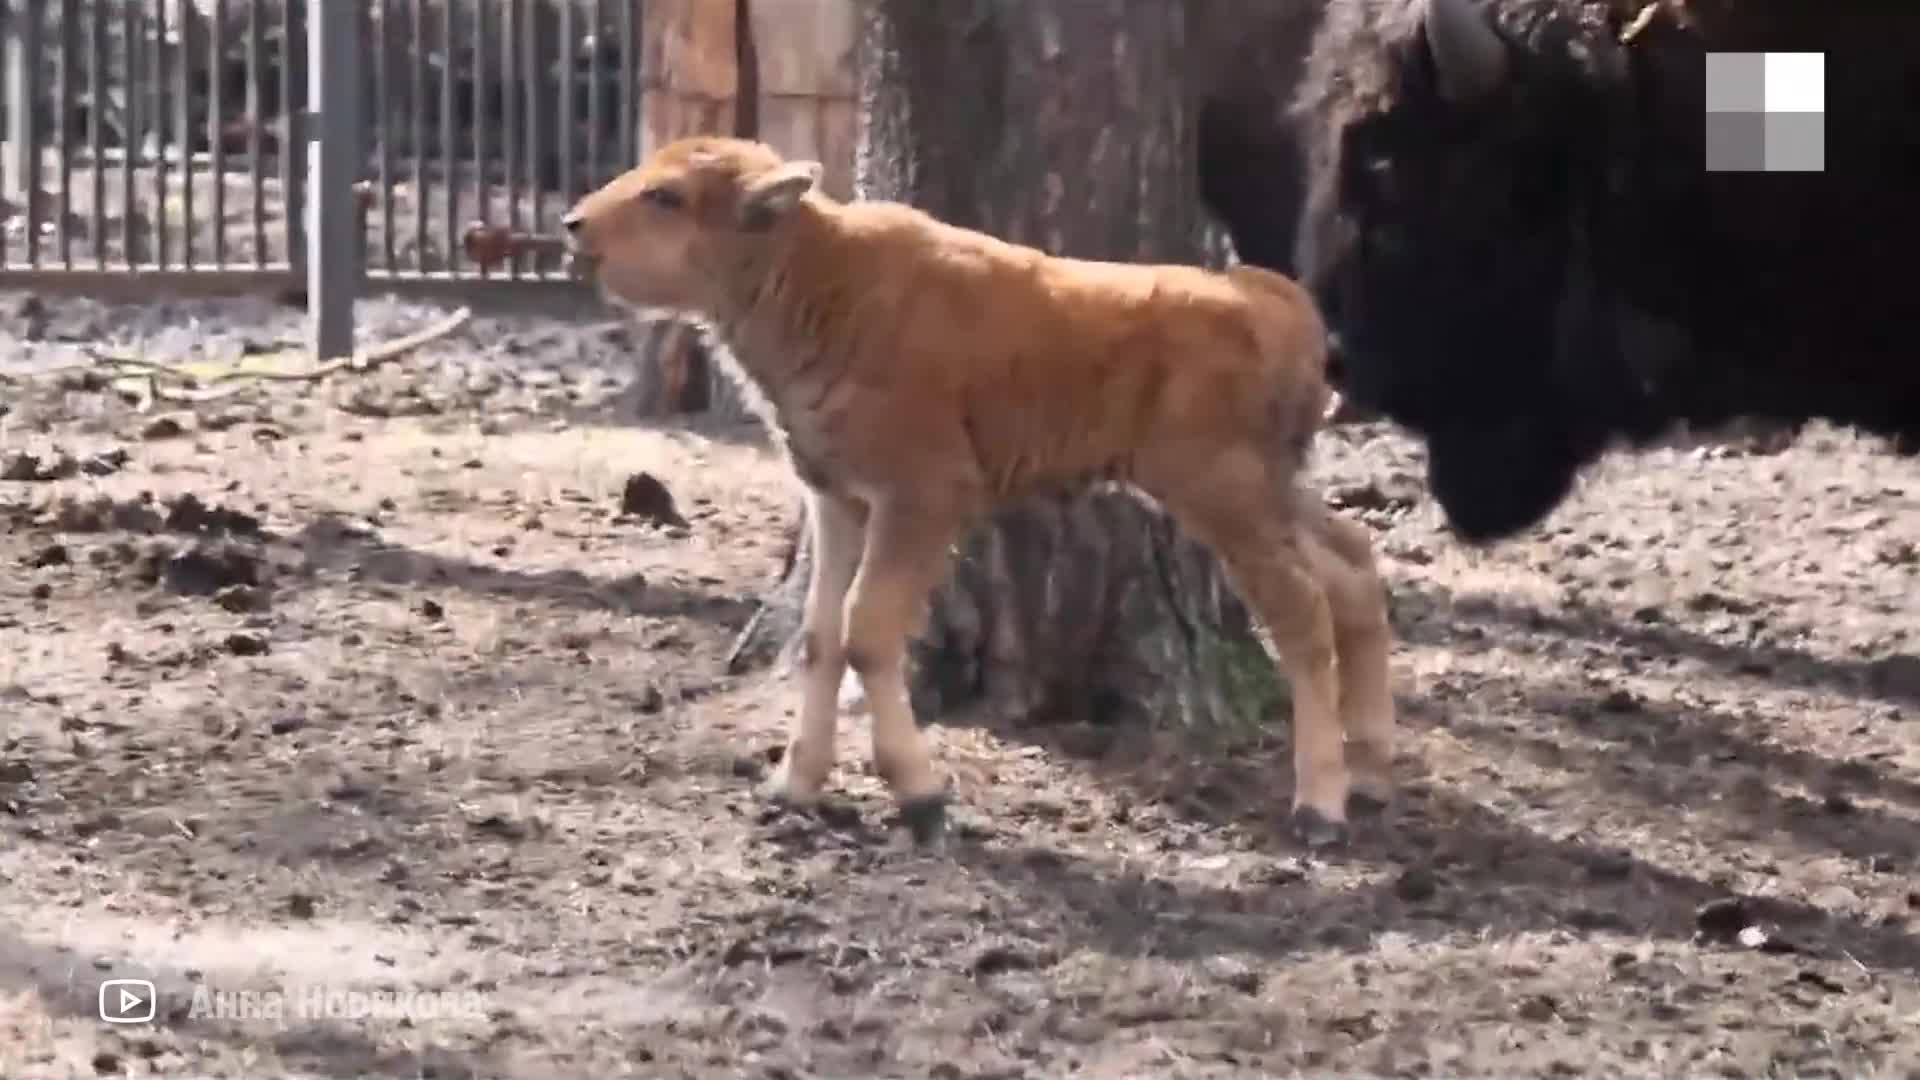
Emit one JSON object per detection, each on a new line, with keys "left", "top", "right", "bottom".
{"left": 3, "top": 0, "right": 38, "bottom": 206}
{"left": 306, "top": 0, "right": 360, "bottom": 360}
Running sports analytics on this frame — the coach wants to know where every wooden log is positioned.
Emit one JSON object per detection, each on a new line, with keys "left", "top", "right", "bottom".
{"left": 625, "top": 0, "right": 859, "bottom": 420}
{"left": 624, "top": 318, "right": 714, "bottom": 416}
{"left": 638, "top": 0, "right": 739, "bottom": 151}
{"left": 754, "top": 95, "right": 859, "bottom": 202}
{"left": 746, "top": 0, "right": 858, "bottom": 198}
{"left": 625, "top": 0, "right": 736, "bottom": 418}
{"left": 747, "top": 0, "right": 859, "bottom": 99}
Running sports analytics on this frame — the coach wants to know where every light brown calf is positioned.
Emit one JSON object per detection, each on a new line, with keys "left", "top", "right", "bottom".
{"left": 562, "top": 136, "right": 1397, "bottom": 848}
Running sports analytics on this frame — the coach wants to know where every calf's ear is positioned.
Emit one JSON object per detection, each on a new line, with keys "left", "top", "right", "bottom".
{"left": 739, "top": 161, "right": 823, "bottom": 230}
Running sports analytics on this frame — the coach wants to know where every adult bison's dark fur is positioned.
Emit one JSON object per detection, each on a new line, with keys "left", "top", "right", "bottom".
{"left": 1288, "top": 0, "right": 1920, "bottom": 541}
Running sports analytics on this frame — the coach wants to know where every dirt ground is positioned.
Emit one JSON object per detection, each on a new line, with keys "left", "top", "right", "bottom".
{"left": 2, "top": 288, "right": 1919, "bottom": 1079}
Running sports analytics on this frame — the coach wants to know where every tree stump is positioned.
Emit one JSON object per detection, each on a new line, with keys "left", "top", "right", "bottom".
{"left": 621, "top": 319, "right": 713, "bottom": 417}
{"left": 728, "top": 0, "right": 1286, "bottom": 743}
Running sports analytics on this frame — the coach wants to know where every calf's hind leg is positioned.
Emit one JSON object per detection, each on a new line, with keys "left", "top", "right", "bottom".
{"left": 1153, "top": 454, "right": 1352, "bottom": 847}
{"left": 762, "top": 490, "right": 866, "bottom": 805}
{"left": 1299, "top": 498, "right": 1397, "bottom": 812}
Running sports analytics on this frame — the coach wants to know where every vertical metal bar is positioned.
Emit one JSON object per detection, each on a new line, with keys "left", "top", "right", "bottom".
{"left": 246, "top": 0, "right": 262, "bottom": 265}
{"left": 589, "top": 0, "right": 604, "bottom": 190}
{"left": 309, "top": 0, "right": 360, "bottom": 360}
{"left": 86, "top": 0, "right": 102, "bottom": 268}
{"left": 501, "top": 0, "right": 519, "bottom": 280}
{"left": 0, "top": 0, "right": 7, "bottom": 266}
{"left": 174, "top": 0, "right": 193, "bottom": 268}
{"left": 520, "top": 0, "right": 538, "bottom": 240}
{"left": 120, "top": 0, "right": 134, "bottom": 264}
{"left": 377, "top": 0, "right": 392, "bottom": 273}
{"left": 209, "top": 0, "right": 225, "bottom": 268}
{"left": 3, "top": 0, "right": 32, "bottom": 218}
{"left": 438, "top": 0, "right": 454, "bottom": 274}
{"left": 152, "top": 0, "right": 167, "bottom": 267}
{"left": 618, "top": 0, "right": 634, "bottom": 172}
{"left": 557, "top": 0, "right": 574, "bottom": 211}
{"left": 0, "top": 0, "right": 10, "bottom": 265}
{"left": 470, "top": 0, "right": 486, "bottom": 279}
{"left": 408, "top": 0, "right": 424, "bottom": 272}
{"left": 16, "top": 0, "right": 43, "bottom": 265}
{"left": 55, "top": 0, "right": 73, "bottom": 268}
{"left": 281, "top": 0, "right": 306, "bottom": 273}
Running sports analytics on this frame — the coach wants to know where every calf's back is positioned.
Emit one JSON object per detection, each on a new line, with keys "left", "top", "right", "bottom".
{"left": 733, "top": 198, "right": 1332, "bottom": 504}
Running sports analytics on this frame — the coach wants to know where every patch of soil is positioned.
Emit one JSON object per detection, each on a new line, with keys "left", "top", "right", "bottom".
{"left": 2, "top": 291, "right": 1918, "bottom": 1078}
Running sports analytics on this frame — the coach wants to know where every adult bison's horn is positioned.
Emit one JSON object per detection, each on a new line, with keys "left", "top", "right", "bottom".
{"left": 1423, "top": 0, "right": 1509, "bottom": 103}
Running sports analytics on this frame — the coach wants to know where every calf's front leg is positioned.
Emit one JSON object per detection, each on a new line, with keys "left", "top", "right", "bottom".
{"left": 762, "top": 489, "right": 866, "bottom": 805}
{"left": 840, "top": 497, "right": 961, "bottom": 845}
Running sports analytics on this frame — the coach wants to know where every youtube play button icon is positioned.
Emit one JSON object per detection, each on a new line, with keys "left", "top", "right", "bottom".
{"left": 98, "top": 979, "right": 157, "bottom": 1024}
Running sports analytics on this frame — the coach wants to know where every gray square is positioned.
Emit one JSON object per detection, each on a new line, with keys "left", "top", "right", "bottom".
{"left": 1705, "top": 51, "right": 1765, "bottom": 113}
{"left": 1705, "top": 112, "right": 1766, "bottom": 172}
{"left": 1763, "top": 111, "right": 1824, "bottom": 171}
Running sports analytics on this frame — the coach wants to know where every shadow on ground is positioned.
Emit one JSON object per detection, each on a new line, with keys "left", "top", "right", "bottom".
{"left": 909, "top": 577, "right": 1920, "bottom": 977}
{"left": 914, "top": 714, "right": 1920, "bottom": 976}
{"left": 1393, "top": 579, "right": 1920, "bottom": 710}
{"left": 285, "top": 511, "right": 757, "bottom": 627}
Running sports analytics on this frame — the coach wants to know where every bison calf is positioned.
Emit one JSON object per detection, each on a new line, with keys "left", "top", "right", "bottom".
{"left": 562, "top": 136, "right": 1397, "bottom": 848}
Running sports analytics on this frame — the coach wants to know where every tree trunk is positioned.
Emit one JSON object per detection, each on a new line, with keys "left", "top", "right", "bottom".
{"left": 729, "top": 0, "right": 1284, "bottom": 740}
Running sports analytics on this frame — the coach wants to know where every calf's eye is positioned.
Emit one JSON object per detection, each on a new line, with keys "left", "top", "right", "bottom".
{"left": 640, "top": 186, "right": 685, "bottom": 211}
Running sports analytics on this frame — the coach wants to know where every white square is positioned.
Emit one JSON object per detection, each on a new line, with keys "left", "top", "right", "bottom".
{"left": 1764, "top": 52, "right": 1824, "bottom": 113}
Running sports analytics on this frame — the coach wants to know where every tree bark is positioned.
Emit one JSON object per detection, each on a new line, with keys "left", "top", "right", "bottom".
{"left": 728, "top": 0, "right": 1284, "bottom": 739}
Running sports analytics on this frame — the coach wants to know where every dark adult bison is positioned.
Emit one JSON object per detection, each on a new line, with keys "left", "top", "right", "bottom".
{"left": 1287, "top": 0, "right": 1920, "bottom": 542}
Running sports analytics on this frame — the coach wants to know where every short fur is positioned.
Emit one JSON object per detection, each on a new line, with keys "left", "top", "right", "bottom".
{"left": 563, "top": 136, "right": 1398, "bottom": 845}
{"left": 1290, "top": 0, "right": 1920, "bottom": 541}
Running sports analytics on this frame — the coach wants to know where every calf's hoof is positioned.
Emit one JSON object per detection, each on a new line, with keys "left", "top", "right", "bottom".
{"left": 757, "top": 767, "right": 823, "bottom": 810}
{"left": 1290, "top": 805, "right": 1349, "bottom": 849}
{"left": 1347, "top": 784, "right": 1393, "bottom": 818}
{"left": 896, "top": 791, "right": 949, "bottom": 849}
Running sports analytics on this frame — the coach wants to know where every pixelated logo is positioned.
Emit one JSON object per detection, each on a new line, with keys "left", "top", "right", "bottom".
{"left": 1705, "top": 51, "right": 1824, "bottom": 172}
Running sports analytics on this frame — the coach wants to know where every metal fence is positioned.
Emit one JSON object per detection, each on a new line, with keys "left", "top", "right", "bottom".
{"left": 0, "top": 0, "right": 641, "bottom": 350}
